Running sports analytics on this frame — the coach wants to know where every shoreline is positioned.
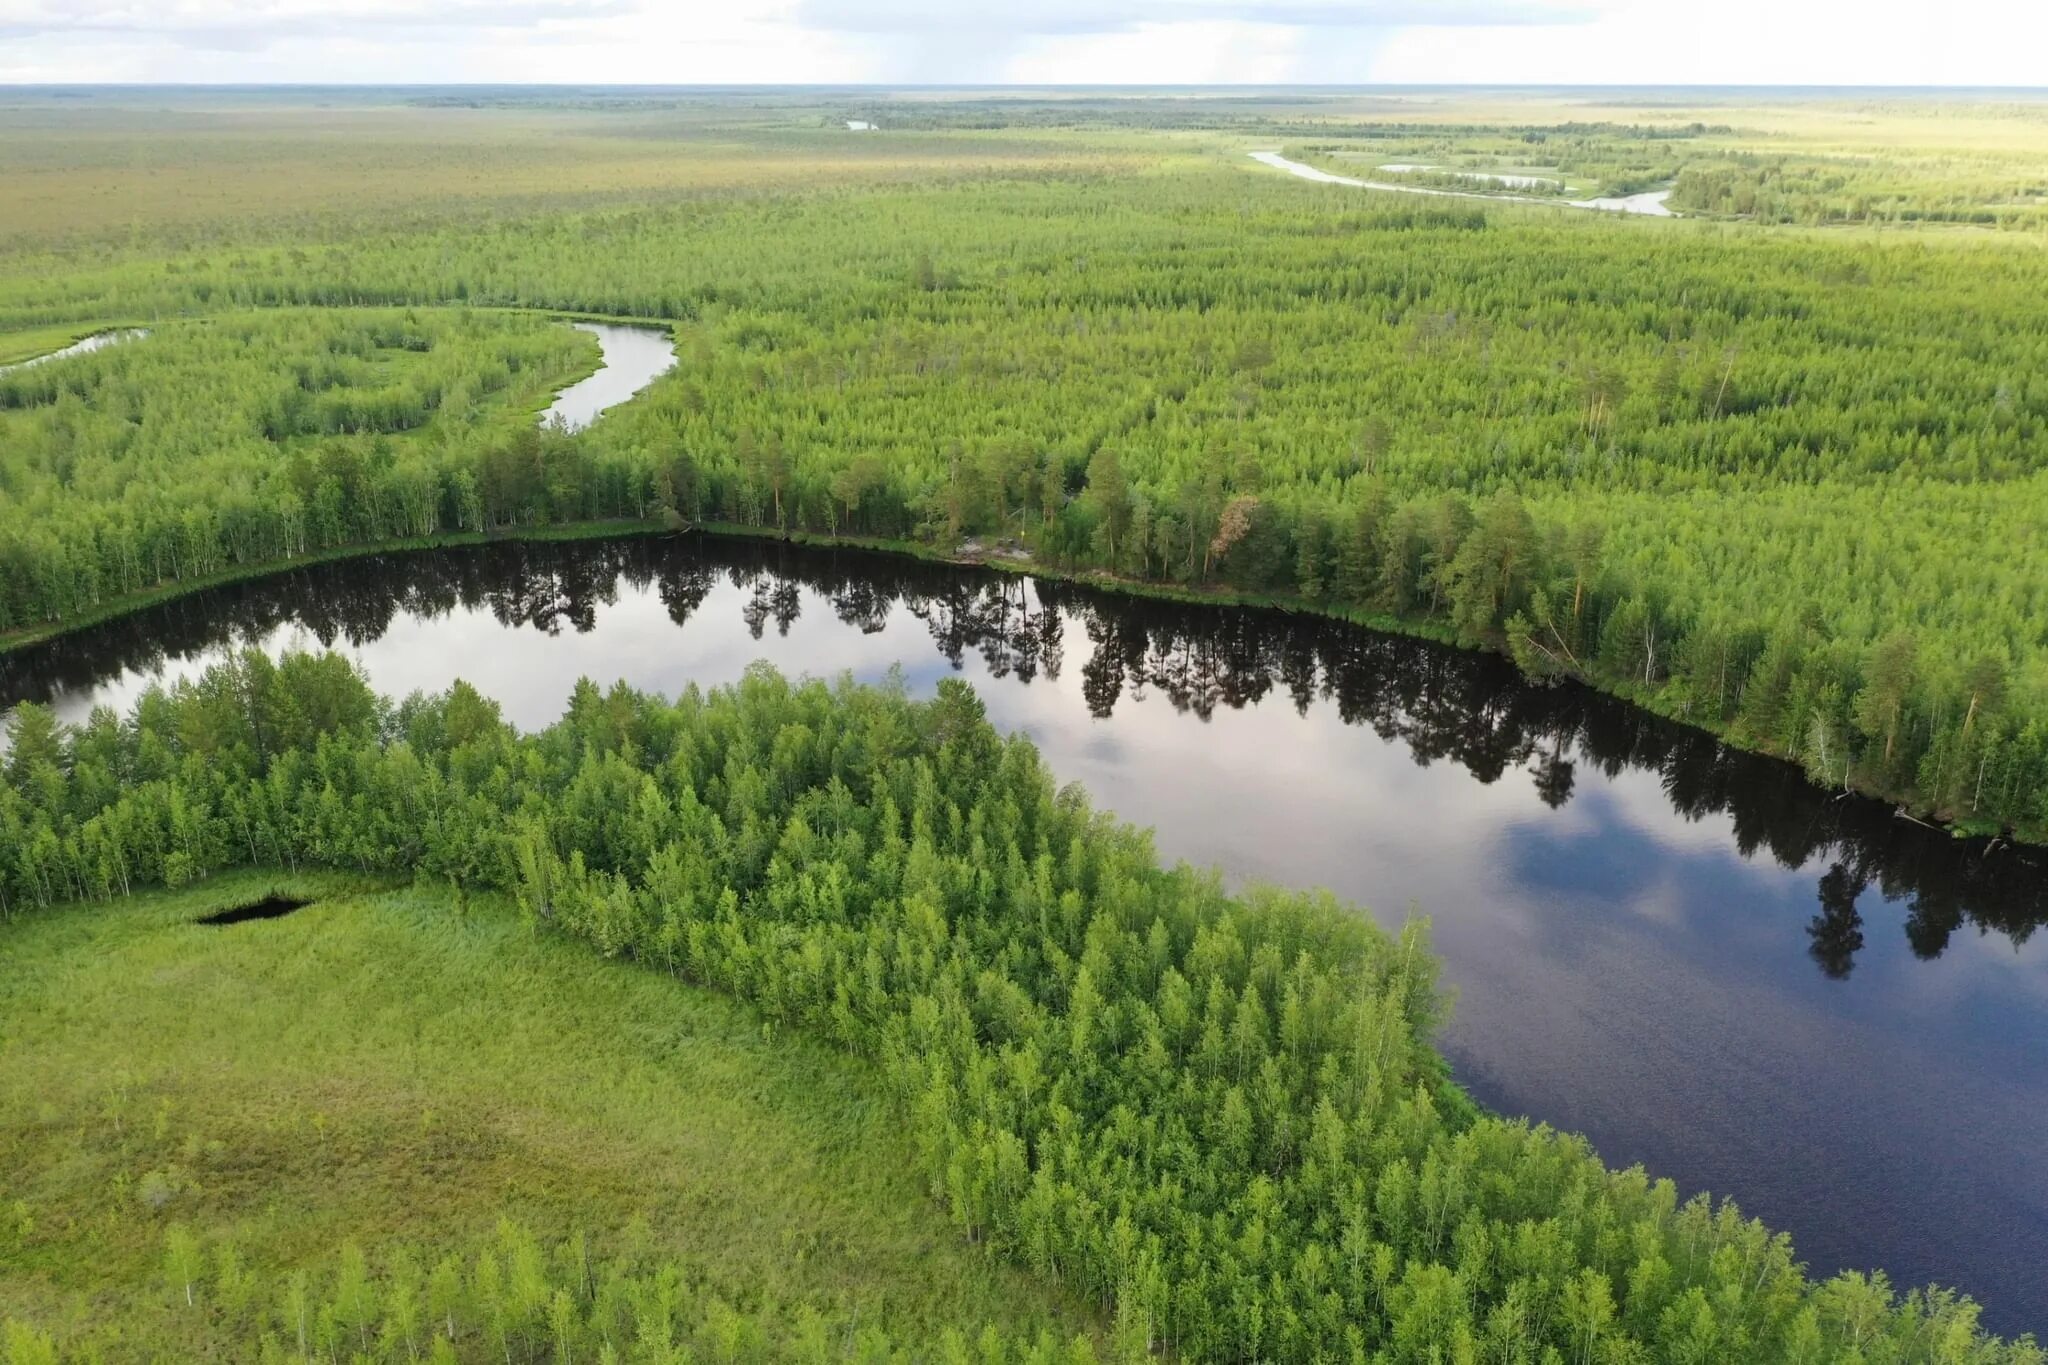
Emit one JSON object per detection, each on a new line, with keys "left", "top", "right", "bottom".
{"left": 1, "top": 516, "right": 2025, "bottom": 851}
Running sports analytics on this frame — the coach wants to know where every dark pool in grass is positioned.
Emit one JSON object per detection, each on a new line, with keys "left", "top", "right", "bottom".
{"left": 198, "top": 896, "right": 314, "bottom": 926}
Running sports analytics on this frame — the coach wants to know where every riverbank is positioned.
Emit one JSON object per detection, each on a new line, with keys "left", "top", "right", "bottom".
{"left": 4, "top": 514, "right": 2024, "bottom": 849}
{"left": 3, "top": 665, "right": 2028, "bottom": 1354}
{"left": 0, "top": 322, "right": 153, "bottom": 368}
{"left": 0, "top": 519, "right": 670, "bottom": 655}
{"left": 697, "top": 521, "right": 2017, "bottom": 844}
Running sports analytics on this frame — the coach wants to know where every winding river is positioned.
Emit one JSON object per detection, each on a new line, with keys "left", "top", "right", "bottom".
{"left": 1, "top": 534, "right": 2041, "bottom": 1334}
{"left": 0, "top": 320, "right": 669, "bottom": 414}
{"left": 1250, "top": 150, "right": 1678, "bottom": 216}
{"left": 540, "top": 322, "right": 677, "bottom": 431}
{"left": 0, "top": 328, "right": 147, "bottom": 376}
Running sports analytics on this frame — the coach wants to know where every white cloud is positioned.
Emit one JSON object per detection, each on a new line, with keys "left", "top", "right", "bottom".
{"left": 793, "top": 0, "right": 1602, "bottom": 35}
{"left": 0, "top": 0, "right": 2039, "bottom": 84}
{"left": 1361, "top": 0, "right": 2048, "bottom": 86}
{"left": 0, "top": 0, "right": 631, "bottom": 43}
{"left": 993, "top": 20, "right": 1315, "bottom": 84}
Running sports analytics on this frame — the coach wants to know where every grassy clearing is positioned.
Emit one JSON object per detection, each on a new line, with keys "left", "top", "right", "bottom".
{"left": 0, "top": 872, "right": 1093, "bottom": 1359}
{"left": 0, "top": 98, "right": 1153, "bottom": 251}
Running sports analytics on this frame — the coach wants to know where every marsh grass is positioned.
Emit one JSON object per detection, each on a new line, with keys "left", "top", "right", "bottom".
{"left": 0, "top": 872, "right": 1092, "bottom": 1356}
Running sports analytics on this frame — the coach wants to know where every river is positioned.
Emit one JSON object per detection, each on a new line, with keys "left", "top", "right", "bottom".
{"left": 1250, "top": 150, "right": 1677, "bottom": 217}
{"left": 0, "top": 534, "right": 2040, "bottom": 1334}
{"left": 1379, "top": 164, "right": 1563, "bottom": 190}
{"left": 538, "top": 321, "right": 676, "bottom": 431}
{"left": 0, "top": 328, "right": 147, "bottom": 376}
{"left": 0, "top": 321, "right": 669, "bottom": 413}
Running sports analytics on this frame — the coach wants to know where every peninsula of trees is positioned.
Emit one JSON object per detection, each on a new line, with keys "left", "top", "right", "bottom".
{"left": 1, "top": 656, "right": 2037, "bottom": 1360}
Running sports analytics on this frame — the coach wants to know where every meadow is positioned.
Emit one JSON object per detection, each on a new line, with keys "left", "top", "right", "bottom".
{"left": 0, "top": 872, "right": 1095, "bottom": 1360}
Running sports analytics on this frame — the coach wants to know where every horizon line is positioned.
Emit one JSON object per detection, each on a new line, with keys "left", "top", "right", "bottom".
{"left": 5, "top": 80, "right": 2048, "bottom": 93}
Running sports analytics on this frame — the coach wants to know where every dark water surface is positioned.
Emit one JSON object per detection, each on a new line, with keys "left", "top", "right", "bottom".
{"left": 4, "top": 534, "right": 2043, "bottom": 1333}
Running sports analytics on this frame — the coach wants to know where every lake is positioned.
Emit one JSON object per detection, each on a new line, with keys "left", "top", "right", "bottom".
{"left": 1, "top": 533, "right": 2041, "bottom": 1334}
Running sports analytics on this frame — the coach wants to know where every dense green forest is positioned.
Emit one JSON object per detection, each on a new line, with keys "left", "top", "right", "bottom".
{"left": 3, "top": 1224, "right": 1100, "bottom": 1364}
{"left": 5, "top": 117, "right": 2047, "bottom": 834}
{"left": 2, "top": 655, "right": 2040, "bottom": 1361}
{"left": 0, "top": 310, "right": 595, "bottom": 607}
{"left": 4, "top": 1220, "right": 1105, "bottom": 1364}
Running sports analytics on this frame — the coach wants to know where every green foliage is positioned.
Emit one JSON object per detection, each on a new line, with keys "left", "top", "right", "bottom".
{"left": 2, "top": 654, "right": 2037, "bottom": 1360}
{"left": 0, "top": 308, "right": 597, "bottom": 629}
{"left": 0, "top": 869, "right": 1089, "bottom": 1357}
{"left": 6, "top": 118, "right": 2048, "bottom": 835}
{"left": 5, "top": 1220, "right": 1101, "bottom": 1364}
{"left": 1283, "top": 108, "right": 2048, "bottom": 227}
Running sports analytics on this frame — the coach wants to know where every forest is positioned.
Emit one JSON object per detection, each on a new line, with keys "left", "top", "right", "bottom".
{"left": 5, "top": 123, "right": 2048, "bottom": 835}
{"left": 0, "top": 653, "right": 2038, "bottom": 1361}
{"left": 0, "top": 310, "right": 594, "bottom": 608}
{"left": 4, "top": 87, "right": 2048, "bottom": 1359}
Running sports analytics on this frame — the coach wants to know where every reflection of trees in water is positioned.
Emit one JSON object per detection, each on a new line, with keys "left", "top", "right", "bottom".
{"left": 826, "top": 578, "right": 893, "bottom": 635}
{"left": 906, "top": 575, "right": 1062, "bottom": 684}
{"left": 658, "top": 562, "right": 716, "bottom": 628}
{"left": 480, "top": 550, "right": 618, "bottom": 635}
{"left": 1045, "top": 585, "right": 2048, "bottom": 979}
{"left": 732, "top": 568, "right": 799, "bottom": 640}
{"left": 1809, "top": 863, "right": 1869, "bottom": 980}
{"left": 5, "top": 532, "right": 2046, "bottom": 975}
{"left": 1532, "top": 746, "right": 1576, "bottom": 810}
{"left": 1061, "top": 589, "right": 2048, "bottom": 977}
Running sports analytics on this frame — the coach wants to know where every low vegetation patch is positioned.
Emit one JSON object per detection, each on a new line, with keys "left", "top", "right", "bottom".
{"left": 0, "top": 873, "right": 1092, "bottom": 1360}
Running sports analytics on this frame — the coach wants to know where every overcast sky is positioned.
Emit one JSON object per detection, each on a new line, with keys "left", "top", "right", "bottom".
{"left": 2, "top": 0, "right": 2043, "bottom": 87}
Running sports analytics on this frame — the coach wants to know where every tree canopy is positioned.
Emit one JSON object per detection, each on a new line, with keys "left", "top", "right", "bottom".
{"left": 1, "top": 656, "right": 2038, "bottom": 1360}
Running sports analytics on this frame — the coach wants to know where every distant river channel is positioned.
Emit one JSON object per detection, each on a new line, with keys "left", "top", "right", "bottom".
{"left": 2, "top": 534, "right": 2042, "bottom": 1334}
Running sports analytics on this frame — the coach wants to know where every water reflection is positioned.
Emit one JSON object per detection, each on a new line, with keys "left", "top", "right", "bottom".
{"left": 4, "top": 533, "right": 2045, "bottom": 1330}
{"left": 0, "top": 328, "right": 148, "bottom": 377}
{"left": 4, "top": 534, "right": 2041, "bottom": 975}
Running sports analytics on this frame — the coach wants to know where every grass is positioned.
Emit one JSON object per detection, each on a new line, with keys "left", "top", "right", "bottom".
{"left": 0, "top": 873, "right": 1094, "bottom": 1359}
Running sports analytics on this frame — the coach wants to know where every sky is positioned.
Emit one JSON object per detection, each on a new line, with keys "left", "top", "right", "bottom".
{"left": 2, "top": 0, "right": 2045, "bottom": 87}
